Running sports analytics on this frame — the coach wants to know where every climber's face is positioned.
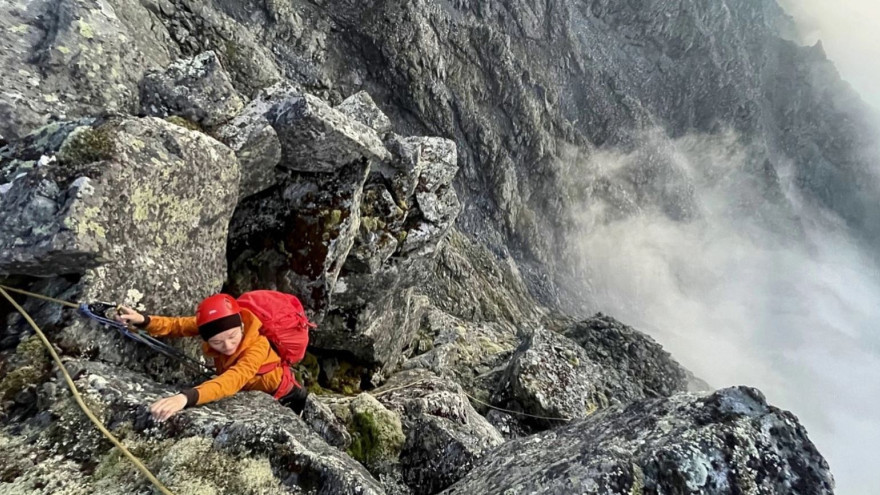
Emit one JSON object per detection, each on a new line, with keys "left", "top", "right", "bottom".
{"left": 207, "top": 326, "right": 243, "bottom": 355}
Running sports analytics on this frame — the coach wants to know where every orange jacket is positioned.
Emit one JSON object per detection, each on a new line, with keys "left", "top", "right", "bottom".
{"left": 145, "top": 308, "right": 284, "bottom": 406}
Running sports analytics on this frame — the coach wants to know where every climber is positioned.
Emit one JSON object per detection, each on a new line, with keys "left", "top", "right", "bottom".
{"left": 115, "top": 291, "right": 311, "bottom": 421}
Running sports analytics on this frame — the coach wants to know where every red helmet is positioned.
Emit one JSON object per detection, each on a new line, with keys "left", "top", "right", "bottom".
{"left": 196, "top": 293, "right": 241, "bottom": 328}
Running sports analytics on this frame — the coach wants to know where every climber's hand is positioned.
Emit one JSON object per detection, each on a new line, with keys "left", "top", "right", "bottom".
{"left": 150, "top": 394, "right": 188, "bottom": 422}
{"left": 115, "top": 306, "right": 145, "bottom": 327}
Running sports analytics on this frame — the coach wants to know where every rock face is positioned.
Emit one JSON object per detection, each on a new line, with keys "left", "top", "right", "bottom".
{"left": 213, "top": 84, "right": 289, "bottom": 198}
{"left": 0, "top": 0, "right": 176, "bottom": 140}
{"left": 0, "top": 117, "right": 237, "bottom": 280}
{"left": 336, "top": 92, "right": 393, "bottom": 136}
{"left": 140, "top": 50, "right": 244, "bottom": 127}
{"left": 0, "top": 0, "right": 846, "bottom": 493}
{"left": 493, "top": 328, "right": 626, "bottom": 428}
{"left": 270, "top": 93, "right": 390, "bottom": 173}
{"left": 0, "top": 360, "right": 384, "bottom": 495}
{"left": 4, "top": 0, "right": 878, "bottom": 286}
{"left": 302, "top": 394, "right": 353, "bottom": 450}
{"left": 226, "top": 86, "right": 462, "bottom": 373}
{"left": 442, "top": 387, "right": 835, "bottom": 495}
{"left": 376, "top": 370, "right": 504, "bottom": 494}
{"left": 0, "top": 116, "right": 238, "bottom": 380}
{"left": 228, "top": 160, "right": 370, "bottom": 319}
{"left": 563, "top": 313, "right": 689, "bottom": 399}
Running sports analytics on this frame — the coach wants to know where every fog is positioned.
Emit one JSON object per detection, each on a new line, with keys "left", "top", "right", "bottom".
{"left": 778, "top": 0, "right": 880, "bottom": 112}
{"left": 566, "top": 130, "right": 880, "bottom": 494}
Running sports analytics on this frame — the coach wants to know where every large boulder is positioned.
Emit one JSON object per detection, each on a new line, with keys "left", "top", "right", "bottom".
{"left": 441, "top": 387, "right": 834, "bottom": 495}
{"left": 268, "top": 93, "right": 390, "bottom": 173}
{"left": 493, "top": 328, "right": 642, "bottom": 429}
{"left": 336, "top": 91, "right": 393, "bottom": 136}
{"left": 375, "top": 369, "right": 504, "bottom": 494}
{"left": 562, "top": 313, "right": 690, "bottom": 398}
{"left": 400, "top": 306, "right": 519, "bottom": 398}
{"left": 0, "top": 360, "right": 384, "bottom": 494}
{"left": 226, "top": 90, "right": 463, "bottom": 373}
{"left": 319, "top": 281, "right": 422, "bottom": 373}
{"left": 382, "top": 136, "right": 460, "bottom": 256}
{"left": 313, "top": 136, "right": 462, "bottom": 371}
{"left": 140, "top": 51, "right": 244, "bottom": 127}
{"left": 0, "top": 116, "right": 239, "bottom": 379}
{"left": 213, "top": 83, "right": 299, "bottom": 198}
{"left": 324, "top": 392, "right": 407, "bottom": 474}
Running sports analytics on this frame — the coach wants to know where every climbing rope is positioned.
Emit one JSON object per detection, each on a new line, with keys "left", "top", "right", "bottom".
{"left": 0, "top": 284, "right": 78, "bottom": 308}
{"left": 371, "top": 379, "right": 572, "bottom": 422}
{"left": 0, "top": 286, "right": 176, "bottom": 495}
{"left": 0, "top": 284, "right": 213, "bottom": 378}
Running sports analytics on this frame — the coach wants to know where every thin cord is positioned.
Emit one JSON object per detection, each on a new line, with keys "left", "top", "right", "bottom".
{"left": 372, "top": 380, "right": 571, "bottom": 422}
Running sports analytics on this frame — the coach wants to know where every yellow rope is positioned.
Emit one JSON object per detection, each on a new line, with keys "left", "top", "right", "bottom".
{"left": 0, "top": 287, "right": 176, "bottom": 495}
{"left": 0, "top": 284, "right": 78, "bottom": 308}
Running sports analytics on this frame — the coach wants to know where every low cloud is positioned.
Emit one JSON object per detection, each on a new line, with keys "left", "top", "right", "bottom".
{"left": 778, "top": 0, "right": 880, "bottom": 111}
{"left": 563, "top": 130, "right": 880, "bottom": 494}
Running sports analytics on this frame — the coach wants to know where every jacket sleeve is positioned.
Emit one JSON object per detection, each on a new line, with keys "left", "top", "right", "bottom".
{"left": 145, "top": 315, "right": 200, "bottom": 338}
{"left": 192, "top": 337, "right": 270, "bottom": 405}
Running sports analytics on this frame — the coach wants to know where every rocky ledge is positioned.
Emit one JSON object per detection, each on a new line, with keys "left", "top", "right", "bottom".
{"left": 0, "top": 1, "right": 838, "bottom": 493}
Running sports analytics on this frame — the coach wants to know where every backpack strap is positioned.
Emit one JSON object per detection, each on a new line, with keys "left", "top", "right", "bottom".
{"left": 257, "top": 361, "right": 280, "bottom": 375}
{"left": 273, "top": 366, "right": 298, "bottom": 399}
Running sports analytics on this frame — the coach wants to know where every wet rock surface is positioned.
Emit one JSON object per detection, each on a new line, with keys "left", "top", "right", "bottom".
{"left": 442, "top": 387, "right": 834, "bottom": 495}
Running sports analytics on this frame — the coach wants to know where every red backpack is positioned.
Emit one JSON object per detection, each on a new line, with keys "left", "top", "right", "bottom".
{"left": 237, "top": 290, "right": 315, "bottom": 397}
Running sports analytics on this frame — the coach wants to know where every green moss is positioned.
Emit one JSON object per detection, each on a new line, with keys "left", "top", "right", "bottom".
{"left": 344, "top": 394, "right": 405, "bottom": 468}
{"left": 16, "top": 334, "right": 47, "bottom": 362}
{"left": 0, "top": 367, "right": 40, "bottom": 401}
{"left": 58, "top": 126, "right": 116, "bottom": 166}
{"left": 347, "top": 410, "right": 381, "bottom": 464}
{"left": 585, "top": 401, "right": 598, "bottom": 416}
{"left": 361, "top": 216, "right": 379, "bottom": 232}
{"left": 0, "top": 336, "right": 49, "bottom": 402}
{"left": 224, "top": 41, "right": 240, "bottom": 63}
{"left": 293, "top": 352, "right": 325, "bottom": 394}
{"left": 324, "top": 209, "right": 343, "bottom": 230}
{"left": 165, "top": 116, "right": 203, "bottom": 132}
{"left": 327, "top": 361, "right": 363, "bottom": 396}
{"left": 95, "top": 436, "right": 287, "bottom": 494}
{"left": 78, "top": 20, "right": 95, "bottom": 39}
{"left": 93, "top": 439, "right": 166, "bottom": 483}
